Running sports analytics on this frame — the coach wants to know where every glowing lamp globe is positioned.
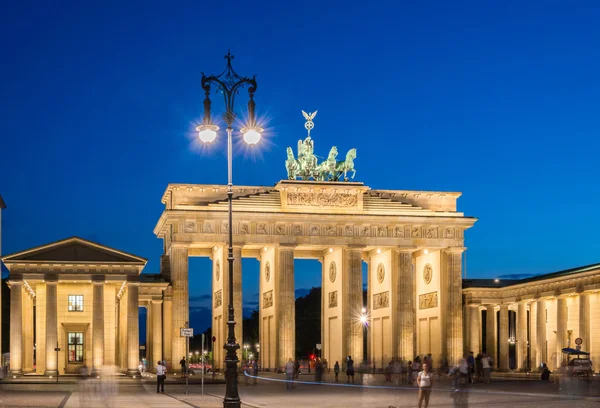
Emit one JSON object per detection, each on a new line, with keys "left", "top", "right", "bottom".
{"left": 360, "top": 315, "right": 368, "bottom": 324}
{"left": 243, "top": 128, "right": 261, "bottom": 145}
{"left": 198, "top": 128, "right": 217, "bottom": 143}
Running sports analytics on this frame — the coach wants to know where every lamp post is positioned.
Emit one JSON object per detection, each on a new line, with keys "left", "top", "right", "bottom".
{"left": 197, "top": 51, "right": 263, "bottom": 408}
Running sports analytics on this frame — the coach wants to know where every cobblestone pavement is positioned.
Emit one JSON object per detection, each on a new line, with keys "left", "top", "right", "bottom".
{"left": 1, "top": 374, "right": 598, "bottom": 408}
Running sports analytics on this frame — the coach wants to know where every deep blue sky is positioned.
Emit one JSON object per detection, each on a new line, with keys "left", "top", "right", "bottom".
{"left": 2, "top": 1, "right": 600, "bottom": 333}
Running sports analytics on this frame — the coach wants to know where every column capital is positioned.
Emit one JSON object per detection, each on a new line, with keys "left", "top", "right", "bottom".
{"left": 278, "top": 243, "right": 297, "bottom": 250}
{"left": 170, "top": 242, "right": 190, "bottom": 249}
{"left": 346, "top": 244, "right": 366, "bottom": 251}
{"left": 443, "top": 246, "right": 466, "bottom": 254}
{"left": 394, "top": 246, "right": 418, "bottom": 254}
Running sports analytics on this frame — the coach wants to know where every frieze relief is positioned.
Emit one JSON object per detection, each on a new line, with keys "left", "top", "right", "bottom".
{"left": 373, "top": 291, "right": 389, "bottom": 310}
{"left": 419, "top": 292, "right": 438, "bottom": 309}
{"left": 185, "top": 220, "right": 461, "bottom": 244}
{"left": 184, "top": 220, "right": 197, "bottom": 233}
{"left": 328, "top": 291, "right": 338, "bottom": 308}
{"left": 286, "top": 192, "right": 358, "bottom": 208}
{"left": 263, "top": 290, "right": 274, "bottom": 309}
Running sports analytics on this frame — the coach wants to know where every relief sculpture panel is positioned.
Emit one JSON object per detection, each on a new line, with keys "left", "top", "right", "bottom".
{"left": 287, "top": 192, "right": 358, "bottom": 208}
{"left": 263, "top": 290, "right": 274, "bottom": 309}
{"left": 373, "top": 291, "right": 389, "bottom": 310}
{"left": 419, "top": 292, "right": 438, "bottom": 309}
{"left": 214, "top": 290, "right": 222, "bottom": 308}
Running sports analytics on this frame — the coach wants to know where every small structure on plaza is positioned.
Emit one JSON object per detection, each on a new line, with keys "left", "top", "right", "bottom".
{"left": 286, "top": 110, "right": 357, "bottom": 181}
{"left": 1, "top": 237, "right": 167, "bottom": 376}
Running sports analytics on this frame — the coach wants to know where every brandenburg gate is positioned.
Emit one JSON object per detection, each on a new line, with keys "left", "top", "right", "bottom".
{"left": 153, "top": 124, "right": 477, "bottom": 370}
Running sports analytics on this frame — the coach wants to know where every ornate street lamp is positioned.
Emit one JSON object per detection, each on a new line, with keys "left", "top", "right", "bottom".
{"left": 197, "top": 51, "right": 262, "bottom": 408}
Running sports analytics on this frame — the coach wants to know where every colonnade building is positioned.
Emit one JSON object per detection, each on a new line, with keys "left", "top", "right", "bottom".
{"left": 2, "top": 180, "right": 599, "bottom": 376}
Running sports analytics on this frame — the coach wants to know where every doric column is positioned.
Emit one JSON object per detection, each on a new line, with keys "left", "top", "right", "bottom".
{"left": 162, "top": 287, "right": 173, "bottom": 368}
{"left": 579, "top": 293, "right": 590, "bottom": 352}
{"left": 394, "top": 248, "right": 414, "bottom": 362}
{"left": 277, "top": 245, "right": 295, "bottom": 367}
{"left": 443, "top": 248, "right": 464, "bottom": 365}
{"left": 22, "top": 290, "right": 34, "bottom": 372}
{"left": 365, "top": 257, "right": 372, "bottom": 363}
{"left": 45, "top": 280, "right": 58, "bottom": 375}
{"left": 146, "top": 303, "right": 153, "bottom": 371}
{"left": 92, "top": 281, "right": 105, "bottom": 374}
{"left": 529, "top": 301, "right": 538, "bottom": 368}
{"left": 498, "top": 304, "right": 509, "bottom": 370}
{"left": 469, "top": 305, "right": 481, "bottom": 354}
{"left": 485, "top": 305, "right": 496, "bottom": 366}
{"left": 152, "top": 300, "right": 163, "bottom": 371}
{"left": 127, "top": 282, "right": 140, "bottom": 376}
{"left": 536, "top": 299, "right": 546, "bottom": 365}
{"left": 170, "top": 245, "right": 189, "bottom": 368}
{"left": 517, "top": 301, "right": 528, "bottom": 370}
{"left": 556, "top": 297, "right": 567, "bottom": 367}
{"left": 344, "top": 247, "right": 364, "bottom": 361}
{"left": 9, "top": 281, "right": 23, "bottom": 375}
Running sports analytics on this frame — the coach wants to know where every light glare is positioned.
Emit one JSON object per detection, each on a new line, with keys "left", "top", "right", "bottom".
{"left": 243, "top": 129, "right": 261, "bottom": 145}
{"left": 199, "top": 128, "right": 217, "bottom": 143}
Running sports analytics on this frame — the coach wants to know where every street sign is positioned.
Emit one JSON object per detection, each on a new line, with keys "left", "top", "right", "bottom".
{"left": 316, "top": 344, "right": 322, "bottom": 350}
{"left": 140, "top": 345, "right": 146, "bottom": 350}
{"left": 181, "top": 328, "right": 194, "bottom": 337}
{"left": 54, "top": 348, "right": 61, "bottom": 352}
{"left": 212, "top": 336, "right": 216, "bottom": 342}
{"left": 575, "top": 337, "right": 583, "bottom": 346}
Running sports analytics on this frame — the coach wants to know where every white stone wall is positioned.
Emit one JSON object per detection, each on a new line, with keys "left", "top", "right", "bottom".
{"left": 415, "top": 250, "right": 442, "bottom": 365}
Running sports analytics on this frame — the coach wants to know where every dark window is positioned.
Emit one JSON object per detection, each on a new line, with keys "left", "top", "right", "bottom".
{"left": 68, "top": 295, "right": 83, "bottom": 312}
{"left": 68, "top": 332, "right": 84, "bottom": 363}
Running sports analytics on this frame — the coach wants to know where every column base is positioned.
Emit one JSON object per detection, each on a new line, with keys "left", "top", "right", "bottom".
{"left": 44, "top": 370, "right": 58, "bottom": 377}
{"left": 126, "top": 369, "right": 141, "bottom": 377}
{"left": 9, "top": 370, "right": 23, "bottom": 377}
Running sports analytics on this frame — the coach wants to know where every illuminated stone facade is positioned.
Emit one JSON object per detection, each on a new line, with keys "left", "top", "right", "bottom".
{"left": 463, "top": 263, "right": 600, "bottom": 372}
{"left": 154, "top": 180, "right": 476, "bottom": 370}
{"left": 1, "top": 237, "right": 167, "bottom": 376}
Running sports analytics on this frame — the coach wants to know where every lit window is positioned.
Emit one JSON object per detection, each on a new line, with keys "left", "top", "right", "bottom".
{"left": 68, "top": 332, "right": 84, "bottom": 363}
{"left": 68, "top": 295, "right": 83, "bottom": 312}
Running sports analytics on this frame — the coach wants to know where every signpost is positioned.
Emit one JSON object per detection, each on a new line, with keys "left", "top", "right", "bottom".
{"left": 181, "top": 326, "right": 194, "bottom": 396}
{"left": 316, "top": 343, "right": 322, "bottom": 359}
{"left": 575, "top": 337, "right": 583, "bottom": 351}
{"left": 212, "top": 336, "right": 216, "bottom": 382}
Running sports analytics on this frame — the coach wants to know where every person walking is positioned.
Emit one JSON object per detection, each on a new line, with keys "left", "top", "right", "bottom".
{"left": 252, "top": 359, "right": 259, "bottom": 384}
{"left": 285, "top": 358, "right": 295, "bottom": 390}
{"left": 294, "top": 359, "right": 300, "bottom": 379}
{"left": 315, "top": 358, "right": 324, "bottom": 382}
{"left": 467, "top": 352, "right": 475, "bottom": 383}
{"left": 417, "top": 363, "right": 433, "bottom": 408}
{"left": 180, "top": 357, "right": 187, "bottom": 378}
{"left": 334, "top": 361, "right": 340, "bottom": 382}
{"left": 481, "top": 353, "right": 491, "bottom": 383}
{"left": 346, "top": 356, "right": 355, "bottom": 384}
{"left": 407, "top": 360, "right": 413, "bottom": 384}
{"left": 156, "top": 361, "right": 167, "bottom": 393}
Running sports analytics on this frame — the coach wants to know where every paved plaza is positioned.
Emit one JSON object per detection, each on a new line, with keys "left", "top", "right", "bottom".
{"left": 1, "top": 373, "right": 599, "bottom": 408}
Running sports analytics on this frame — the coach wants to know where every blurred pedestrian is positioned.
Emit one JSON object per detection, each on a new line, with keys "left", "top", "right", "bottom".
{"left": 346, "top": 356, "right": 355, "bottom": 384}
{"left": 285, "top": 358, "right": 295, "bottom": 390}
{"left": 417, "top": 363, "right": 433, "bottom": 408}
{"left": 156, "top": 361, "right": 167, "bottom": 393}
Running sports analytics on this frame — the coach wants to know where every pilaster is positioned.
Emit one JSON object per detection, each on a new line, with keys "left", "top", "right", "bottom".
{"left": 45, "top": 280, "right": 58, "bottom": 376}
{"left": 529, "top": 301, "right": 538, "bottom": 367}
{"left": 22, "top": 290, "right": 34, "bottom": 372}
{"left": 10, "top": 281, "right": 23, "bottom": 375}
{"left": 232, "top": 246, "right": 243, "bottom": 352}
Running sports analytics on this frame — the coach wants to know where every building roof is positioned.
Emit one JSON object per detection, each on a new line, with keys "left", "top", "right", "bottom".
{"left": 0, "top": 194, "right": 5, "bottom": 209}
{"left": 1, "top": 236, "right": 147, "bottom": 265}
{"left": 463, "top": 262, "right": 600, "bottom": 289}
